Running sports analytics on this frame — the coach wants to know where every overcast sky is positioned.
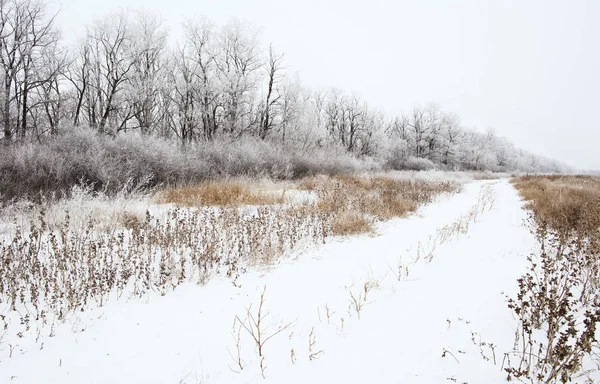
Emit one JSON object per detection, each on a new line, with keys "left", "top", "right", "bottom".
{"left": 54, "top": 0, "right": 599, "bottom": 170}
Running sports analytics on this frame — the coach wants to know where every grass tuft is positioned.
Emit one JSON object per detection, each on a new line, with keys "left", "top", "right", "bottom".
{"left": 331, "top": 212, "right": 374, "bottom": 236}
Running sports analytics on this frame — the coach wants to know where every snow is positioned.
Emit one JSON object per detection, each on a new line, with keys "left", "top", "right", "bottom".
{"left": 0, "top": 179, "right": 539, "bottom": 383}
{"left": 375, "top": 170, "right": 511, "bottom": 184}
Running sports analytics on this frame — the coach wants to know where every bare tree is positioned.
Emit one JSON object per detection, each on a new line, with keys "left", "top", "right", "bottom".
{"left": 258, "top": 45, "right": 283, "bottom": 139}
{"left": 126, "top": 10, "right": 168, "bottom": 134}
{"left": 406, "top": 103, "right": 445, "bottom": 160}
{"left": 422, "top": 103, "right": 445, "bottom": 161}
{"left": 343, "top": 96, "right": 363, "bottom": 152}
{"left": 85, "top": 11, "right": 138, "bottom": 133}
{"left": 440, "top": 112, "right": 463, "bottom": 167}
{"left": 30, "top": 39, "right": 68, "bottom": 135}
{"left": 386, "top": 114, "right": 409, "bottom": 141}
{"left": 407, "top": 106, "right": 426, "bottom": 158}
{"left": 277, "top": 78, "right": 305, "bottom": 146}
{"left": 216, "top": 20, "right": 262, "bottom": 136}
{"left": 183, "top": 17, "right": 220, "bottom": 140}
{"left": 66, "top": 40, "right": 91, "bottom": 126}
{"left": 0, "top": 0, "right": 60, "bottom": 139}
{"left": 168, "top": 45, "right": 199, "bottom": 143}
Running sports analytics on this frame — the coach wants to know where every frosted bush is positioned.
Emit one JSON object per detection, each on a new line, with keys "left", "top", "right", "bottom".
{"left": 402, "top": 156, "right": 437, "bottom": 171}
{"left": 0, "top": 127, "right": 378, "bottom": 202}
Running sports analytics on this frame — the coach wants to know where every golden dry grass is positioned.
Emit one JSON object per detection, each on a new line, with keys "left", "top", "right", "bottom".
{"left": 512, "top": 175, "right": 600, "bottom": 236}
{"left": 156, "top": 180, "right": 285, "bottom": 207}
{"left": 331, "top": 212, "right": 374, "bottom": 236}
{"left": 299, "top": 174, "right": 456, "bottom": 235}
{"left": 155, "top": 174, "right": 457, "bottom": 236}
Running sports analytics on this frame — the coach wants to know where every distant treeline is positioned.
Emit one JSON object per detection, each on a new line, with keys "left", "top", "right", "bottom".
{"left": 0, "top": 0, "right": 570, "bottom": 200}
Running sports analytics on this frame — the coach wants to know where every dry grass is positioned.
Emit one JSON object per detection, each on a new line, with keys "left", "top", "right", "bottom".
{"left": 0, "top": 183, "right": 150, "bottom": 235}
{"left": 331, "top": 212, "right": 374, "bottom": 236}
{"left": 472, "top": 172, "right": 502, "bottom": 180}
{"left": 507, "top": 175, "right": 600, "bottom": 383}
{"left": 156, "top": 174, "right": 457, "bottom": 236}
{"left": 512, "top": 175, "right": 600, "bottom": 236}
{"left": 0, "top": 173, "right": 459, "bottom": 351}
{"left": 301, "top": 174, "right": 456, "bottom": 235}
{"left": 156, "top": 180, "right": 285, "bottom": 207}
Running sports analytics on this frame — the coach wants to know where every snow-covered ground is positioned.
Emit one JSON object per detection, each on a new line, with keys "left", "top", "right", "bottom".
{"left": 0, "top": 179, "right": 538, "bottom": 383}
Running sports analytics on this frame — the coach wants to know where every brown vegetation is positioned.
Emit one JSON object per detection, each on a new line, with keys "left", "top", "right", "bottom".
{"left": 507, "top": 175, "right": 600, "bottom": 383}
{"left": 472, "top": 172, "right": 502, "bottom": 181}
{"left": 330, "top": 212, "right": 374, "bottom": 236}
{"left": 158, "top": 174, "right": 457, "bottom": 235}
{"left": 301, "top": 174, "right": 456, "bottom": 235}
{"left": 0, "top": 173, "right": 458, "bottom": 348}
{"left": 157, "top": 180, "right": 285, "bottom": 206}
{"left": 512, "top": 175, "right": 600, "bottom": 236}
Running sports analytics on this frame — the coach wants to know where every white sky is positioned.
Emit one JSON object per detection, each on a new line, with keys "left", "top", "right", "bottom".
{"left": 53, "top": 0, "right": 600, "bottom": 170}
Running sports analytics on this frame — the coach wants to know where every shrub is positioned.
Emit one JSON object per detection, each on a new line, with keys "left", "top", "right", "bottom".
{"left": 0, "top": 128, "right": 211, "bottom": 201}
{"left": 0, "top": 128, "right": 378, "bottom": 202}
{"left": 401, "top": 156, "right": 437, "bottom": 171}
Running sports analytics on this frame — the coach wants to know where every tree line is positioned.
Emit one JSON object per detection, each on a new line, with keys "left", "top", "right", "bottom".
{"left": 0, "top": 0, "right": 568, "bottom": 173}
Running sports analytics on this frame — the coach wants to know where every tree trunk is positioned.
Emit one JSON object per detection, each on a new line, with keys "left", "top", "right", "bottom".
{"left": 21, "top": 81, "right": 28, "bottom": 138}
{"left": 3, "top": 81, "right": 11, "bottom": 140}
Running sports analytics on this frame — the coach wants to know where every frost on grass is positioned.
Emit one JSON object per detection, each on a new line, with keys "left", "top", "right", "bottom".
{"left": 0, "top": 181, "right": 152, "bottom": 237}
{"left": 0, "top": 173, "right": 457, "bottom": 358}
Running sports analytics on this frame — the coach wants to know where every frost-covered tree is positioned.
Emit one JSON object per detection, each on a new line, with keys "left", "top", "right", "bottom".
{"left": 0, "top": 0, "right": 570, "bottom": 175}
{"left": 216, "top": 20, "right": 262, "bottom": 136}
{"left": 254, "top": 45, "right": 283, "bottom": 139}
{"left": 73, "top": 11, "right": 137, "bottom": 133}
{"left": 0, "top": 0, "right": 63, "bottom": 139}
{"left": 125, "top": 10, "right": 168, "bottom": 134}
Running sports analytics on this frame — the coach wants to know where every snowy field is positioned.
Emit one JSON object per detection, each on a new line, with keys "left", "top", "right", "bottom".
{"left": 0, "top": 178, "right": 541, "bottom": 383}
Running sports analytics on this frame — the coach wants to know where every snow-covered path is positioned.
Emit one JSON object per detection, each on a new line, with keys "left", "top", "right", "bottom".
{"left": 0, "top": 180, "right": 537, "bottom": 383}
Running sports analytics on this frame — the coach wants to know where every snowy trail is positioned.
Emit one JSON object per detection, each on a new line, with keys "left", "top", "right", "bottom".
{"left": 0, "top": 180, "right": 537, "bottom": 383}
